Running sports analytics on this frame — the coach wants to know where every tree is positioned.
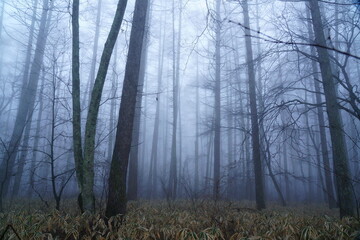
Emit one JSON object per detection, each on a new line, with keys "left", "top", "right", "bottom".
{"left": 308, "top": 0, "right": 355, "bottom": 217}
{"left": 213, "top": 0, "right": 221, "bottom": 200}
{"left": 47, "top": 52, "right": 75, "bottom": 210}
{"left": 105, "top": 0, "right": 149, "bottom": 218}
{"left": 0, "top": 0, "right": 51, "bottom": 211}
{"left": 71, "top": 0, "right": 128, "bottom": 213}
{"left": 195, "top": 54, "right": 200, "bottom": 193}
{"left": 242, "top": 0, "right": 266, "bottom": 210}
{"left": 12, "top": 0, "right": 55, "bottom": 198}
{"left": 128, "top": 12, "right": 150, "bottom": 200}
{"left": 27, "top": 69, "right": 46, "bottom": 197}
{"left": 306, "top": 6, "right": 336, "bottom": 208}
{"left": 83, "top": 0, "right": 102, "bottom": 107}
{"left": 148, "top": 14, "right": 165, "bottom": 199}
{"left": 0, "top": 0, "right": 5, "bottom": 76}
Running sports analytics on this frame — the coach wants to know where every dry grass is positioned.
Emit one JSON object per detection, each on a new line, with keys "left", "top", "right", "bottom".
{"left": 1, "top": 200, "right": 359, "bottom": 239}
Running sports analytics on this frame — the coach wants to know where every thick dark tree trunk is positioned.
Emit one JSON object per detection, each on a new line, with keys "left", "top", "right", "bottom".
{"left": 128, "top": 13, "right": 150, "bottom": 200}
{"left": 105, "top": 0, "right": 149, "bottom": 217}
{"left": 242, "top": 0, "right": 266, "bottom": 210}
{"left": 306, "top": 7, "right": 337, "bottom": 208}
{"left": 308, "top": 0, "right": 354, "bottom": 217}
{"left": 213, "top": 0, "right": 221, "bottom": 200}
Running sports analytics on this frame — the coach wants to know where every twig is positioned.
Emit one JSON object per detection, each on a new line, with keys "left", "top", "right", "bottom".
{"left": 228, "top": 19, "right": 360, "bottom": 61}
{"left": 0, "top": 225, "right": 22, "bottom": 240}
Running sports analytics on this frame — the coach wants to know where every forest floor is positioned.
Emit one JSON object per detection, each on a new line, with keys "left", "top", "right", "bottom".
{"left": 0, "top": 199, "right": 360, "bottom": 239}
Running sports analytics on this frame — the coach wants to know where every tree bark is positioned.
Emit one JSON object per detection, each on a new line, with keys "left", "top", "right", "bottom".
{"left": 308, "top": 0, "right": 354, "bottom": 217}
{"left": 105, "top": 0, "right": 149, "bottom": 217}
{"left": 168, "top": 0, "right": 180, "bottom": 199}
{"left": 128, "top": 10, "right": 150, "bottom": 200}
{"left": 242, "top": 0, "right": 266, "bottom": 210}
{"left": 306, "top": 6, "right": 337, "bottom": 209}
{"left": 0, "top": 0, "right": 5, "bottom": 76}
{"left": 195, "top": 54, "right": 200, "bottom": 193}
{"left": 72, "top": 0, "right": 128, "bottom": 213}
{"left": 212, "top": 0, "right": 221, "bottom": 200}
{"left": 148, "top": 16, "right": 164, "bottom": 199}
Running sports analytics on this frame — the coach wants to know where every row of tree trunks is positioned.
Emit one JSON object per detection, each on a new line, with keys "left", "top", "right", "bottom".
{"left": 0, "top": 0, "right": 51, "bottom": 211}
{"left": 148, "top": 10, "right": 165, "bottom": 199}
{"left": 12, "top": 0, "right": 55, "bottom": 199}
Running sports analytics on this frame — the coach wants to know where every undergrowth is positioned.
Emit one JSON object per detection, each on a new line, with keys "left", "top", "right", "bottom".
{"left": 1, "top": 200, "right": 360, "bottom": 239}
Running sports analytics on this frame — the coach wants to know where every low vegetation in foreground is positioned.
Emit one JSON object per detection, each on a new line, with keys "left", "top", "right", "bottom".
{"left": 1, "top": 200, "right": 360, "bottom": 239}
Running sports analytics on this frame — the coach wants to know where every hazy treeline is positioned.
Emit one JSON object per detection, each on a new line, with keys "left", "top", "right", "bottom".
{"left": 0, "top": 0, "right": 360, "bottom": 217}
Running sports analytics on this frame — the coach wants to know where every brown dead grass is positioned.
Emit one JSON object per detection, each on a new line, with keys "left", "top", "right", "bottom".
{"left": 0, "top": 200, "right": 359, "bottom": 239}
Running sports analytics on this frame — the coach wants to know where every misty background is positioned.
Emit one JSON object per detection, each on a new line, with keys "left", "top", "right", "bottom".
{"left": 0, "top": 0, "right": 359, "bottom": 216}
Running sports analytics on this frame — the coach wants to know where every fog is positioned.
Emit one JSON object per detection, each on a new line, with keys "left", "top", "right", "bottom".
{"left": 0, "top": 0, "right": 360, "bottom": 218}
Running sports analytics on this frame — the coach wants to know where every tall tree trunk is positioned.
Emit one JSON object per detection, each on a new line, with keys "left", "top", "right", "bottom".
{"left": 27, "top": 69, "right": 45, "bottom": 197}
{"left": 176, "top": 0, "right": 183, "bottom": 197}
{"left": 72, "top": 0, "right": 128, "bottom": 213}
{"left": 306, "top": 6, "right": 337, "bottom": 209}
{"left": 231, "top": 33, "right": 247, "bottom": 200}
{"left": 195, "top": 54, "right": 200, "bottom": 193}
{"left": 107, "top": 43, "right": 118, "bottom": 162}
{"left": 242, "top": 0, "right": 266, "bottom": 210}
{"left": 168, "top": 0, "right": 179, "bottom": 199}
{"left": 49, "top": 64, "right": 59, "bottom": 210}
{"left": 0, "top": 0, "right": 5, "bottom": 76}
{"left": 0, "top": 0, "right": 50, "bottom": 211}
{"left": 83, "top": 0, "right": 102, "bottom": 107}
{"left": 139, "top": 80, "right": 148, "bottom": 196}
{"left": 128, "top": 8, "right": 150, "bottom": 200}
{"left": 308, "top": 0, "right": 354, "bottom": 217}
{"left": 213, "top": 0, "right": 221, "bottom": 200}
{"left": 105, "top": 0, "right": 149, "bottom": 217}
{"left": 148, "top": 16, "right": 165, "bottom": 199}
{"left": 12, "top": 0, "right": 54, "bottom": 197}
{"left": 226, "top": 79, "right": 234, "bottom": 199}
{"left": 4, "top": 0, "right": 40, "bottom": 197}
{"left": 162, "top": 76, "right": 169, "bottom": 186}
{"left": 12, "top": 118, "right": 32, "bottom": 198}
{"left": 275, "top": 47, "right": 291, "bottom": 202}
{"left": 264, "top": 134, "right": 286, "bottom": 206}
{"left": 304, "top": 87, "right": 314, "bottom": 202}
{"left": 71, "top": 0, "right": 84, "bottom": 211}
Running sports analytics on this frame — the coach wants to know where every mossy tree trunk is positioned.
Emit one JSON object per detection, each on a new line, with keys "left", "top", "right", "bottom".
{"left": 71, "top": 0, "right": 128, "bottom": 213}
